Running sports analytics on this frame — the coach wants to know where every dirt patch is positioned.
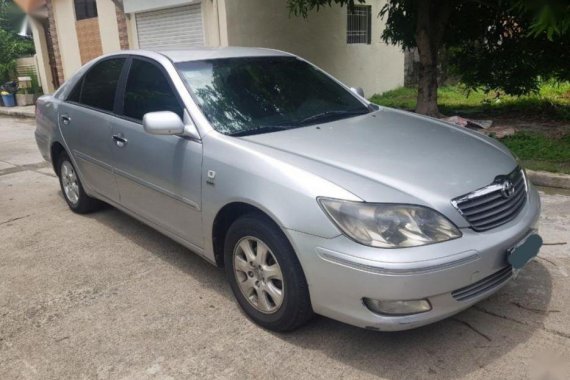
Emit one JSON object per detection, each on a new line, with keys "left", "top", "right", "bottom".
{"left": 488, "top": 116, "right": 570, "bottom": 138}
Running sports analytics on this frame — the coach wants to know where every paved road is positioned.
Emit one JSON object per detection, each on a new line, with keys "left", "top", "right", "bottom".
{"left": 1, "top": 116, "right": 569, "bottom": 379}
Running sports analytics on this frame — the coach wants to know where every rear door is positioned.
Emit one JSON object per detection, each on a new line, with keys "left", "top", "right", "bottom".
{"left": 58, "top": 57, "right": 127, "bottom": 202}
{"left": 111, "top": 58, "right": 203, "bottom": 248}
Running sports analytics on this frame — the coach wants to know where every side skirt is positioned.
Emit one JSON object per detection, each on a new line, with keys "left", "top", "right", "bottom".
{"left": 89, "top": 191, "right": 218, "bottom": 267}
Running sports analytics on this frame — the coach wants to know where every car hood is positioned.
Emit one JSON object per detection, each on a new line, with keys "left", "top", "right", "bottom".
{"left": 241, "top": 108, "right": 517, "bottom": 223}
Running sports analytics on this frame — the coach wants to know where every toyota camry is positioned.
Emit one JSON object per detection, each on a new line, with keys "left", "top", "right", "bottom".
{"left": 34, "top": 48, "right": 542, "bottom": 331}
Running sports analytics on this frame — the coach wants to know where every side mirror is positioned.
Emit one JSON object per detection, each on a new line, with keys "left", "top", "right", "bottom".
{"left": 350, "top": 87, "right": 365, "bottom": 98}
{"left": 143, "top": 111, "right": 185, "bottom": 136}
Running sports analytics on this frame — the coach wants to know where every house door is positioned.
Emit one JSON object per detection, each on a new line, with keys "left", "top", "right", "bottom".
{"left": 135, "top": 4, "right": 204, "bottom": 50}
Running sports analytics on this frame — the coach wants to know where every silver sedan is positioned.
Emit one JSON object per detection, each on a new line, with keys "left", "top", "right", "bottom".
{"left": 35, "top": 48, "right": 542, "bottom": 331}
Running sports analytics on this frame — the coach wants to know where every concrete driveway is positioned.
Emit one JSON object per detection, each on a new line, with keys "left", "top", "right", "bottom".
{"left": 1, "top": 116, "right": 569, "bottom": 379}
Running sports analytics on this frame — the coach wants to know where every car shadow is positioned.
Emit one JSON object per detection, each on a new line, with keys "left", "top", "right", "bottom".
{"left": 275, "top": 261, "right": 552, "bottom": 379}
{"left": 273, "top": 261, "right": 553, "bottom": 379}
{"left": 85, "top": 204, "right": 553, "bottom": 379}
{"left": 83, "top": 205, "right": 233, "bottom": 301}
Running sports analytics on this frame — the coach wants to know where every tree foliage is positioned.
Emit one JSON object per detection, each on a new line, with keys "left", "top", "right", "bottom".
{"left": 448, "top": 5, "right": 570, "bottom": 95}
{"left": 516, "top": 0, "right": 570, "bottom": 40}
{"left": 1, "top": 0, "right": 27, "bottom": 32}
{"left": 287, "top": 0, "right": 570, "bottom": 114}
{"left": 378, "top": 0, "right": 570, "bottom": 96}
{"left": 0, "top": 0, "right": 35, "bottom": 82}
{"left": 288, "top": 0, "right": 364, "bottom": 17}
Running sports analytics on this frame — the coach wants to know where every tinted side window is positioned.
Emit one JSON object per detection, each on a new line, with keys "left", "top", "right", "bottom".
{"left": 67, "top": 78, "right": 83, "bottom": 103}
{"left": 80, "top": 58, "right": 125, "bottom": 112}
{"left": 123, "top": 59, "right": 183, "bottom": 121}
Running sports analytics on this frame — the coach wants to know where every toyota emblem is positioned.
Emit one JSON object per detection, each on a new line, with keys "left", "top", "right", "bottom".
{"left": 500, "top": 179, "right": 516, "bottom": 198}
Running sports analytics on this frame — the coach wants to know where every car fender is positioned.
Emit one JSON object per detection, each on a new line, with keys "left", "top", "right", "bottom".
{"left": 200, "top": 131, "right": 363, "bottom": 261}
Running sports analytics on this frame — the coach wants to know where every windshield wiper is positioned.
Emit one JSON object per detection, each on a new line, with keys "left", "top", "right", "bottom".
{"left": 298, "top": 109, "right": 369, "bottom": 126}
{"left": 228, "top": 109, "right": 369, "bottom": 136}
{"left": 229, "top": 125, "right": 290, "bottom": 137}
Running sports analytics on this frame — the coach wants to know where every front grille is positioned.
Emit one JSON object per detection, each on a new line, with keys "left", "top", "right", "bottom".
{"left": 452, "top": 167, "right": 527, "bottom": 231}
{"left": 452, "top": 266, "right": 512, "bottom": 301}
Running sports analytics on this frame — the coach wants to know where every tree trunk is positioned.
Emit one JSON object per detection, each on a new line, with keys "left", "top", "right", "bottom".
{"left": 415, "top": 44, "right": 440, "bottom": 116}
{"left": 414, "top": 0, "right": 452, "bottom": 117}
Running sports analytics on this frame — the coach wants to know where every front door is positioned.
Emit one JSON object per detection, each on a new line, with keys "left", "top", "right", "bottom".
{"left": 59, "top": 57, "right": 126, "bottom": 203}
{"left": 111, "top": 58, "right": 203, "bottom": 248}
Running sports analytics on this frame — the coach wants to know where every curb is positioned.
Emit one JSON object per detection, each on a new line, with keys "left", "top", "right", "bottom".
{"left": 0, "top": 108, "right": 35, "bottom": 119}
{"left": 527, "top": 170, "right": 570, "bottom": 190}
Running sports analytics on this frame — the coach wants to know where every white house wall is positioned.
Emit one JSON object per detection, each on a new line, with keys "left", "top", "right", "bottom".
{"left": 29, "top": 18, "right": 54, "bottom": 93}
{"left": 123, "top": 0, "right": 201, "bottom": 14}
{"left": 51, "top": 0, "right": 124, "bottom": 80}
{"left": 52, "top": 0, "right": 82, "bottom": 80}
{"left": 224, "top": 0, "right": 404, "bottom": 96}
{"left": 96, "top": 0, "right": 121, "bottom": 54}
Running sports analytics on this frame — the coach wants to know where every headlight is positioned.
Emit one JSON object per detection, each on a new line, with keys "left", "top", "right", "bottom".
{"left": 318, "top": 198, "right": 461, "bottom": 248}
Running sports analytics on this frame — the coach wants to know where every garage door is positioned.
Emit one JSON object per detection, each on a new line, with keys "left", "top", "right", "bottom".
{"left": 136, "top": 4, "right": 204, "bottom": 50}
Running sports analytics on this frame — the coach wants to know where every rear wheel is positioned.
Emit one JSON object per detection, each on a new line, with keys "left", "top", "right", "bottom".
{"left": 57, "top": 152, "right": 102, "bottom": 214}
{"left": 224, "top": 213, "right": 313, "bottom": 331}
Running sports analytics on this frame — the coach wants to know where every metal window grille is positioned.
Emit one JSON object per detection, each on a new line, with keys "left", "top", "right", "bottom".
{"left": 74, "top": 0, "right": 98, "bottom": 21}
{"left": 347, "top": 5, "right": 371, "bottom": 44}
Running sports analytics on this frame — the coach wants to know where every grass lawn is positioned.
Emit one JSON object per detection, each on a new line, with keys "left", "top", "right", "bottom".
{"left": 501, "top": 133, "right": 570, "bottom": 174}
{"left": 369, "top": 82, "right": 570, "bottom": 121}
{"left": 370, "top": 83, "right": 570, "bottom": 174}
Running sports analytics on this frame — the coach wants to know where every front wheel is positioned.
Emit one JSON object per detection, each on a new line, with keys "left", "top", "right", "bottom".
{"left": 224, "top": 213, "right": 313, "bottom": 331}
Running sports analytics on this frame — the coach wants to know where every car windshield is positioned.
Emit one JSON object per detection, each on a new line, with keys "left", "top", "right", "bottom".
{"left": 175, "top": 56, "right": 370, "bottom": 136}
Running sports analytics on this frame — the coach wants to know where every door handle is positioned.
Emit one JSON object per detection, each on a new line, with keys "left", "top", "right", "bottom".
{"left": 112, "top": 134, "right": 128, "bottom": 148}
{"left": 60, "top": 114, "right": 71, "bottom": 125}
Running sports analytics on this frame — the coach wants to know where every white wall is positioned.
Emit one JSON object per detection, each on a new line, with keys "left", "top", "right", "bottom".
{"left": 224, "top": 0, "right": 404, "bottom": 96}
{"left": 29, "top": 18, "right": 54, "bottom": 93}
{"left": 126, "top": 13, "right": 139, "bottom": 49}
{"left": 52, "top": 0, "right": 82, "bottom": 80}
{"left": 123, "top": 0, "right": 200, "bottom": 13}
{"left": 96, "top": 0, "right": 121, "bottom": 54}
{"left": 52, "top": 0, "right": 122, "bottom": 79}
{"left": 202, "top": 0, "right": 227, "bottom": 47}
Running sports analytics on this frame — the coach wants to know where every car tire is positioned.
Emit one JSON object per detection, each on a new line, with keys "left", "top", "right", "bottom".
{"left": 57, "top": 151, "right": 102, "bottom": 214}
{"left": 224, "top": 213, "right": 313, "bottom": 331}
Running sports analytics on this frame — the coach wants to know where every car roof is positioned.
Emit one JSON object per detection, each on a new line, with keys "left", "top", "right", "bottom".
{"left": 155, "top": 47, "right": 293, "bottom": 62}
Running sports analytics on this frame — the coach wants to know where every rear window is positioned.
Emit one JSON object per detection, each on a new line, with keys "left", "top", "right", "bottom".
{"left": 68, "top": 58, "right": 125, "bottom": 112}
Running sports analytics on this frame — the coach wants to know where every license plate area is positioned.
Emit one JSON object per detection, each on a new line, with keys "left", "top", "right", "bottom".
{"left": 508, "top": 234, "right": 543, "bottom": 270}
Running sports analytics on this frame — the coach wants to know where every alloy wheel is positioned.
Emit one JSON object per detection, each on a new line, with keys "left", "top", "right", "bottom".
{"left": 233, "top": 236, "right": 284, "bottom": 314}
{"left": 61, "top": 161, "right": 79, "bottom": 205}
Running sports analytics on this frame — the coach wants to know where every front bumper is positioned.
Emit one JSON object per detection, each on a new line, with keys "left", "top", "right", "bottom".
{"left": 286, "top": 185, "right": 541, "bottom": 331}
